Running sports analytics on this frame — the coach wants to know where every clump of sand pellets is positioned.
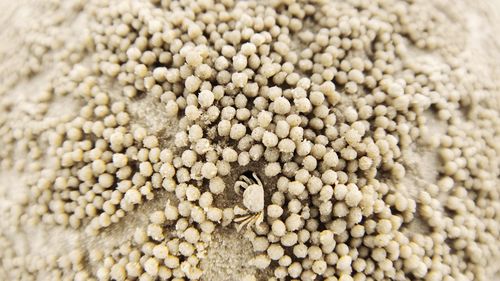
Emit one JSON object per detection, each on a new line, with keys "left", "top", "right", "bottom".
{"left": 0, "top": 0, "right": 499, "bottom": 280}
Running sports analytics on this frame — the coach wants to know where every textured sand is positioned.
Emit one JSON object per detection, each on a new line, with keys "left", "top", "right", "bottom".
{"left": 0, "top": 1, "right": 499, "bottom": 280}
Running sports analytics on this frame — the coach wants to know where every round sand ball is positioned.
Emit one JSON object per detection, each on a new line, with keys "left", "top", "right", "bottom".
{"left": 263, "top": 131, "right": 279, "bottom": 147}
{"left": 186, "top": 52, "right": 203, "bottom": 67}
{"left": 267, "top": 204, "right": 284, "bottom": 218}
{"left": 312, "top": 260, "right": 327, "bottom": 275}
{"left": 207, "top": 207, "right": 223, "bottom": 222}
{"left": 337, "top": 255, "right": 352, "bottom": 271}
{"left": 265, "top": 162, "right": 281, "bottom": 177}
{"left": 267, "top": 244, "right": 284, "bottom": 260}
{"left": 185, "top": 105, "right": 201, "bottom": 121}
{"left": 285, "top": 214, "right": 302, "bottom": 231}
{"left": 153, "top": 244, "right": 169, "bottom": 259}
{"left": 250, "top": 254, "right": 271, "bottom": 269}
{"left": 144, "top": 257, "right": 159, "bottom": 276}
{"left": 199, "top": 90, "right": 215, "bottom": 108}
{"left": 112, "top": 153, "right": 128, "bottom": 168}
{"left": 164, "top": 202, "right": 179, "bottom": 221}
{"left": 139, "top": 162, "right": 153, "bottom": 177}
{"left": 272, "top": 220, "right": 287, "bottom": 237}
{"left": 209, "top": 177, "right": 225, "bottom": 194}
{"left": 232, "top": 72, "right": 248, "bottom": 88}
{"left": 222, "top": 148, "right": 238, "bottom": 162}
{"left": 124, "top": 189, "right": 142, "bottom": 205}
{"left": 201, "top": 162, "right": 217, "bottom": 179}
{"left": 165, "top": 100, "right": 179, "bottom": 117}
{"left": 339, "top": 274, "right": 354, "bottom": 281}
{"left": 345, "top": 187, "right": 363, "bottom": 207}
{"left": 110, "top": 264, "right": 126, "bottom": 280}
{"left": 143, "top": 135, "right": 159, "bottom": 148}
{"left": 288, "top": 181, "right": 305, "bottom": 196}
{"left": 258, "top": 111, "right": 273, "bottom": 128}
{"left": 387, "top": 83, "right": 404, "bottom": 97}
{"left": 274, "top": 97, "right": 291, "bottom": 115}
{"left": 230, "top": 124, "right": 247, "bottom": 140}
{"left": 278, "top": 139, "right": 296, "bottom": 153}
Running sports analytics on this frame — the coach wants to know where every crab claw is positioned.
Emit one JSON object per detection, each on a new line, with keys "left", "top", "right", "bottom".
{"left": 234, "top": 180, "right": 247, "bottom": 195}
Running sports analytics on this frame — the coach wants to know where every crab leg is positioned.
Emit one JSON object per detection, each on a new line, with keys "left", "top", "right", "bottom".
{"left": 235, "top": 215, "right": 252, "bottom": 232}
{"left": 234, "top": 214, "right": 251, "bottom": 222}
{"left": 234, "top": 212, "right": 265, "bottom": 232}
{"left": 235, "top": 220, "right": 246, "bottom": 232}
{"left": 255, "top": 212, "right": 264, "bottom": 226}
{"left": 252, "top": 172, "right": 263, "bottom": 188}
{"left": 240, "top": 175, "right": 254, "bottom": 186}
{"left": 249, "top": 214, "right": 259, "bottom": 229}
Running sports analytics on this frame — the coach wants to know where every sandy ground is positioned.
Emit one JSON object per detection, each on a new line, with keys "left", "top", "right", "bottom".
{"left": 0, "top": 0, "right": 499, "bottom": 280}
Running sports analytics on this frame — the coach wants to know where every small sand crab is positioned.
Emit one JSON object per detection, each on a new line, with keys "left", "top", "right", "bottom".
{"left": 233, "top": 172, "right": 265, "bottom": 232}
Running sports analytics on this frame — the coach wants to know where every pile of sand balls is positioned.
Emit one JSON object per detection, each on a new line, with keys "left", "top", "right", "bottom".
{"left": 0, "top": 0, "right": 499, "bottom": 280}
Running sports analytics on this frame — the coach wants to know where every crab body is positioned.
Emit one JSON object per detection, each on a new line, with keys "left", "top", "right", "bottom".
{"left": 233, "top": 173, "right": 265, "bottom": 232}
{"left": 242, "top": 184, "right": 264, "bottom": 213}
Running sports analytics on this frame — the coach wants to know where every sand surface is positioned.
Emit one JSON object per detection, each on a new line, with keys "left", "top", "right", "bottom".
{"left": 0, "top": 0, "right": 499, "bottom": 280}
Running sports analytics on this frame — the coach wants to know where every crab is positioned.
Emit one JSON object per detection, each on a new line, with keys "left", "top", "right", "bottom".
{"left": 233, "top": 172, "right": 265, "bottom": 232}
